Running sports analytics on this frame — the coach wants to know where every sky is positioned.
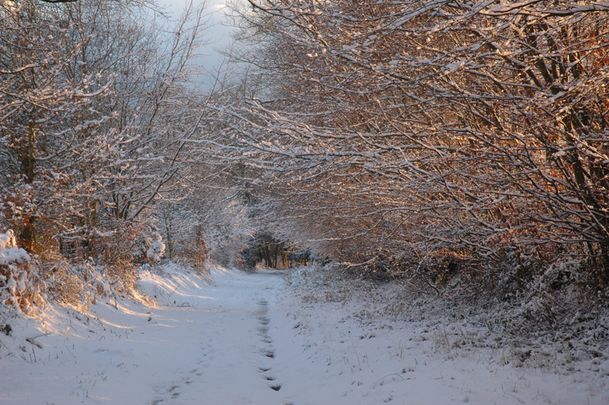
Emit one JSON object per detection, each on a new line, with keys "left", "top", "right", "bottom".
{"left": 156, "top": 0, "right": 245, "bottom": 90}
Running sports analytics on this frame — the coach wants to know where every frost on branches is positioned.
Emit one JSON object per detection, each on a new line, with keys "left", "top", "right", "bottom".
{"left": 0, "top": 0, "right": 208, "bottom": 312}
{"left": 219, "top": 0, "right": 609, "bottom": 288}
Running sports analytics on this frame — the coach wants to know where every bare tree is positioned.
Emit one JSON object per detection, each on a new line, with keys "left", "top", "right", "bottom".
{"left": 0, "top": 0, "right": 206, "bottom": 264}
{"left": 214, "top": 0, "right": 609, "bottom": 285}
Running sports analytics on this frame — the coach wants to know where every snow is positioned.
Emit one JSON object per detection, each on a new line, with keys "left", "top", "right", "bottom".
{"left": 0, "top": 230, "right": 17, "bottom": 249}
{"left": 0, "top": 230, "right": 31, "bottom": 266}
{"left": 0, "top": 248, "right": 30, "bottom": 266}
{"left": 0, "top": 264, "right": 606, "bottom": 404}
{"left": 146, "top": 233, "right": 166, "bottom": 263}
{"left": 275, "top": 267, "right": 608, "bottom": 405}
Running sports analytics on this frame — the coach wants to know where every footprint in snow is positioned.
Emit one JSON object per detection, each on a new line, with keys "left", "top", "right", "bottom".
{"left": 255, "top": 298, "right": 284, "bottom": 393}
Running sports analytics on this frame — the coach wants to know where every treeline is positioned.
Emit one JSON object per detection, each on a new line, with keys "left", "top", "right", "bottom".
{"left": 213, "top": 0, "right": 609, "bottom": 291}
{"left": 3, "top": 0, "right": 609, "bottom": 313}
{"left": 238, "top": 232, "right": 312, "bottom": 270}
{"left": 0, "top": 0, "right": 241, "bottom": 312}
{"left": 0, "top": 0, "right": 209, "bottom": 260}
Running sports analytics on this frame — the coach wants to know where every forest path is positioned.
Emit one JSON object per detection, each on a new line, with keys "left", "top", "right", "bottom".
{"left": 1, "top": 266, "right": 605, "bottom": 405}
{"left": 0, "top": 268, "right": 289, "bottom": 405}
{"left": 146, "top": 269, "right": 288, "bottom": 405}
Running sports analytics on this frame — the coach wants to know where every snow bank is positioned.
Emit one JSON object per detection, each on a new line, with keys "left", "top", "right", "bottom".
{"left": 137, "top": 262, "right": 209, "bottom": 306}
{"left": 278, "top": 265, "right": 609, "bottom": 404}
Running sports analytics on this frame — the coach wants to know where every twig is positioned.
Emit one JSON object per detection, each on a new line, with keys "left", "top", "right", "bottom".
{"left": 25, "top": 333, "right": 50, "bottom": 349}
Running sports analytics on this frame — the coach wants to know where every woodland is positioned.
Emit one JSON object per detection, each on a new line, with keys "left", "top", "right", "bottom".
{"left": 1, "top": 0, "right": 609, "bottom": 334}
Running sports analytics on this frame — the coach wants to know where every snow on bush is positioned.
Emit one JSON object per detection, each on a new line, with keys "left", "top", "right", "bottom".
{"left": 0, "top": 230, "right": 31, "bottom": 266}
{"left": 146, "top": 232, "right": 165, "bottom": 263}
{"left": 45, "top": 260, "right": 118, "bottom": 310}
{"left": 131, "top": 227, "right": 166, "bottom": 264}
{"left": 0, "top": 229, "right": 43, "bottom": 313}
{"left": 0, "top": 229, "right": 16, "bottom": 249}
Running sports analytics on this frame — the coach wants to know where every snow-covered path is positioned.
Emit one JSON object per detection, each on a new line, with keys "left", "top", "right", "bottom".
{"left": 1, "top": 266, "right": 606, "bottom": 405}
{"left": 1, "top": 268, "right": 287, "bottom": 405}
{"left": 141, "top": 270, "right": 288, "bottom": 405}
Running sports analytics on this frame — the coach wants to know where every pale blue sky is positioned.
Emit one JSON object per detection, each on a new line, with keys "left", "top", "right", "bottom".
{"left": 157, "top": 0, "right": 244, "bottom": 89}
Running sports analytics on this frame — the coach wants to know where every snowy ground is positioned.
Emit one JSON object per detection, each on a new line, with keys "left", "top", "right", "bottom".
{"left": 0, "top": 264, "right": 606, "bottom": 404}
